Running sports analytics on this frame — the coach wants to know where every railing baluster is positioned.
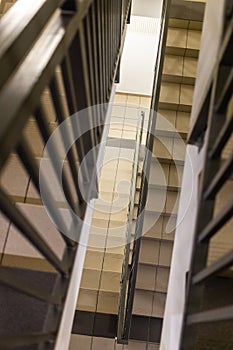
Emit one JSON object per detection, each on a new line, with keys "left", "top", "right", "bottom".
{"left": 17, "top": 134, "right": 77, "bottom": 247}
{"left": 0, "top": 188, "right": 68, "bottom": 275}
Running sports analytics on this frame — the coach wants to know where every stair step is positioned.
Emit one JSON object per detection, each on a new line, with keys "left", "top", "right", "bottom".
{"left": 0, "top": 267, "right": 57, "bottom": 336}
{"left": 77, "top": 288, "right": 119, "bottom": 314}
{"left": 139, "top": 238, "right": 173, "bottom": 266}
{"left": 168, "top": 19, "right": 203, "bottom": 31}
{"left": 135, "top": 264, "right": 170, "bottom": 293}
{"left": 132, "top": 289, "right": 167, "bottom": 318}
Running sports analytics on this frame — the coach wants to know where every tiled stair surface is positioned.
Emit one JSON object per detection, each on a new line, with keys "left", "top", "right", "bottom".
{"left": 131, "top": 16, "right": 203, "bottom": 344}
{"left": 76, "top": 94, "right": 150, "bottom": 315}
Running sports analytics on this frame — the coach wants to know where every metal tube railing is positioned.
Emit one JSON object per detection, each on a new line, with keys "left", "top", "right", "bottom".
{"left": 0, "top": 1, "right": 132, "bottom": 348}
{"left": 116, "top": 0, "right": 172, "bottom": 343}
{"left": 117, "top": 111, "right": 145, "bottom": 343}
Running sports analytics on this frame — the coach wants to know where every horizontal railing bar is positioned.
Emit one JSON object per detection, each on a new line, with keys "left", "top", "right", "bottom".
{"left": 192, "top": 250, "right": 233, "bottom": 284}
{"left": 0, "top": 188, "right": 68, "bottom": 275}
{"left": 0, "top": 0, "right": 64, "bottom": 90}
{"left": 215, "top": 67, "right": 233, "bottom": 113}
{"left": 17, "top": 135, "right": 76, "bottom": 248}
{"left": 0, "top": 268, "right": 62, "bottom": 305}
{"left": 0, "top": 332, "right": 55, "bottom": 348}
{"left": 198, "top": 197, "right": 233, "bottom": 242}
{"left": 204, "top": 151, "right": 233, "bottom": 200}
{"left": 187, "top": 305, "right": 233, "bottom": 325}
{"left": 210, "top": 109, "right": 233, "bottom": 158}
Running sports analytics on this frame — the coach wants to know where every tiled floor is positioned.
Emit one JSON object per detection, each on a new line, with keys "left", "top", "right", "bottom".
{"left": 131, "top": 17, "right": 202, "bottom": 348}
{"left": 69, "top": 335, "right": 159, "bottom": 350}
{"left": 77, "top": 92, "right": 150, "bottom": 315}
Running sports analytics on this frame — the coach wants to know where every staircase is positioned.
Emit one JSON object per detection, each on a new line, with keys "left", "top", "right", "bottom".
{"left": 75, "top": 93, "right": 150, "bottom": 317}
{"left": 131, "top": 12, "right": 204, "bottom": 347}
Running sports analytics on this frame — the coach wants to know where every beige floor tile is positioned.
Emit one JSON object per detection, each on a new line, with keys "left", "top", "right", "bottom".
{"left": 152, "top": 136, "right": 173, "bottom": 160}
{"left": 69, "top": 334, "right": 92, "bottom": 350}
{"left": 105, "top": 243, "right": 125, "bottom": 255}
{"left": 77, "top": 288, "right": 98, "bottom": 312}
{"left": 106, "top": 235, "right": 125, "bottom": 249}
{"left": 187, "top": 29, "right": 201, "bottom": 50}
{"left": 176, "top": 111, "right": 190, "bottom": 134}
{"left": 81, "top": 269, "right": 101, "bottom": 290}
{"left": 84, "top": 250, "right": 104, "bottom": 270}
{"left": 165, "top": 191, "right": 179, "bottom": 215}
{"left": 159, "top": 241, "right": 173, "bottom": 267}
{"left": 91, "top": 218, "right": 109, "bottom": 228}
{"left": 155, "top": 267, "right": 170, "bottom": 293}
{"left": 152, "top": 292, "right": 166, "bottom": 318}
{"left": 167, "top": 28, "right": 187, "bottom": 48}
{"left": 149, "top": 162, "right": 169, "bottom": 187}
{"left": 183, "top": 56, "right": 198, "bottom": 78}
{"left": 173, "top": 138, "right": 186, "bottom": 161}
{"left": 180, "top": 84, "right": 194, "bottom": 106}
{"left": 114, "top": 93, "right": 128, "bottom": 104}
{"left": 0, "top": 154, "right": 29, "bottom": 200}
{"left": 125, "top": 107, "right": 140, "bottom": 119}
{"left": 162, "top": 216, "right": 176, "bottom": 240}
{"left": 160, "top": 82, "right": 180, "bottom": 105}
{"left": 88, "top": 233, "right": 107, "bottom": 251}
{"left": 136, "top": 264, "right": 156, "bottom": 291}
{"left": 109, "top": 123, "right": 124, "bottom": 131}
{"left": 139, "top": 239, "right": 159, "bottom": 265}
{"left": 156, "top": 110, "right": 177, "bottom": 132}
{"left": 169, "top": 164, "right": 184, "bottom": 188}
{"left": 108, "top": 129, "right": 123, "bottom": 139}
{"left": 146, "top": 188, "right": 166, "bottom": 213}
{"left": 112, "top": 105, "right": 125, "bottom": 118}
{"left": 92, "top": 208, "right": 111, "bottom": 221}
{"left": 143, "top": 215, "right": 163, "bottom": 239}
{"left": 122, "top": 130, "right": 137, "bottom": 140}
{"left": 140, "top": 96, "right": 151, "bottom": 108}
{"left": 100, "top": 270, "right": 121, "bottom": 292}
{"left": 133, "top": 289, "right": 153, "bottom": 316}
{"left": 4, "top": 203, "right": 65, "bottom": 260}
{"left": 110, "top": 208, "right": 128, "bottom": 222}
{"left": 92, "top": 337, "right": 119, "bottom": 350}
{"left": 97, "top": 290, "right": 119, "bottom": 314}
{"left": 127, "top": 95, "right": 140, "bottom": 106}
{"left": 169, "top": 18, "right": 189, "bottom": 29}
{"left": 163, "top": 55, "right": 183, "bottom": 77}
{"left": 103, "top": 252, "right": 124, "bottom": 273}
{"left": 123, "top": 341, "right": 147, "bottom": 350}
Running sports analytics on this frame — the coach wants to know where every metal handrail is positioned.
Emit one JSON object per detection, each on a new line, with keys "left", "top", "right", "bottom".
{"left": 116, "top": 0, "right": 172, "bottom": 343}
{"left": 117, "top": 110, "right": 145, "bottom": 343}
{"left": 0, "top": 1, "right": 132, "bottom": 349}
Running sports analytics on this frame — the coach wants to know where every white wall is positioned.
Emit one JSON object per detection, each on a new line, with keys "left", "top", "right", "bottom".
{"left": 160, "top": 144, "right": 205, "bottom": 350}
{"left": 116, "top": 15, "right": 161, "bottom": 96}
